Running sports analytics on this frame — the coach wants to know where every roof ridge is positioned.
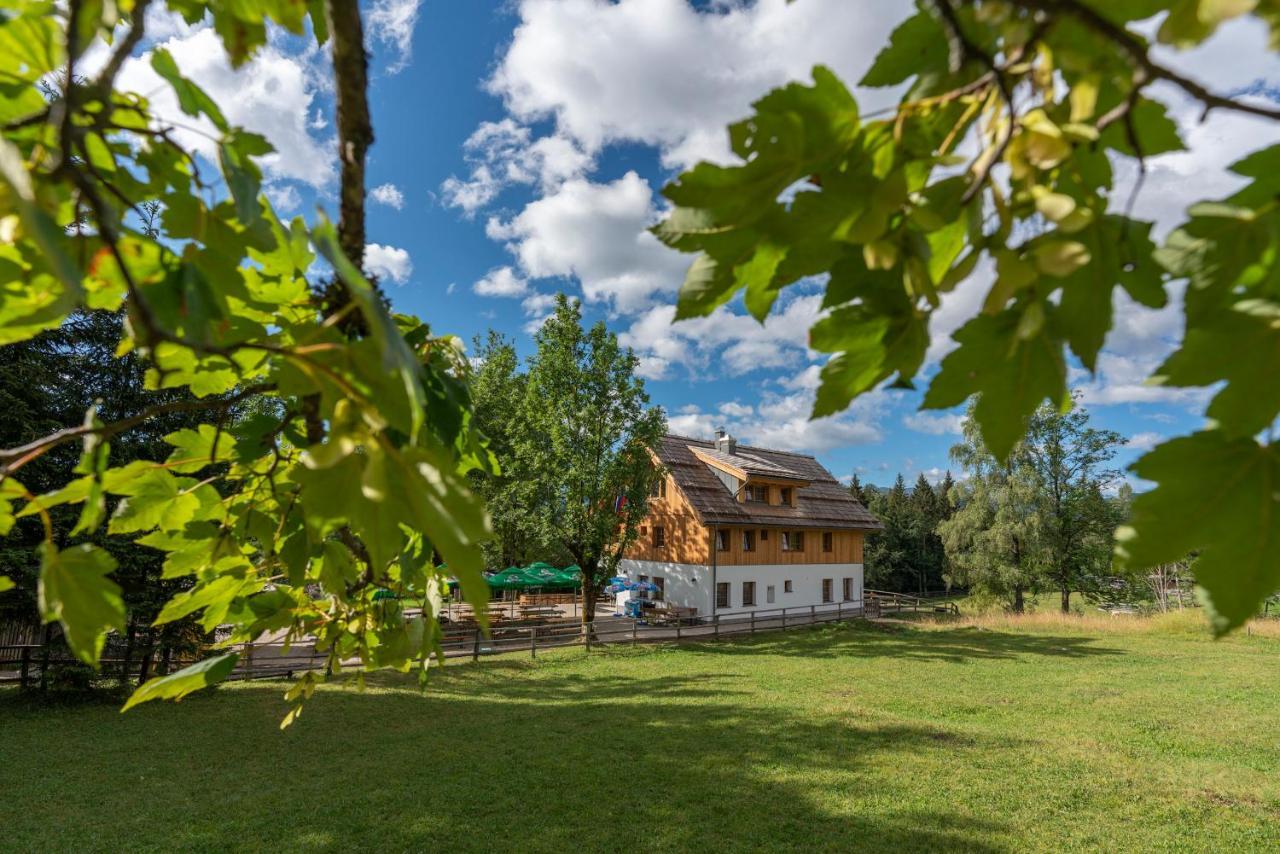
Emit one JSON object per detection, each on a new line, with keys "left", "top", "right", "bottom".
{"left": 662, "top": 432, "right": 817, "bottom": 459}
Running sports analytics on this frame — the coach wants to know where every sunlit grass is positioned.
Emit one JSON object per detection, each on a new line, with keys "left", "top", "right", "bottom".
{"left": 3, "top": 618, "right": 1278, "bottom": 851}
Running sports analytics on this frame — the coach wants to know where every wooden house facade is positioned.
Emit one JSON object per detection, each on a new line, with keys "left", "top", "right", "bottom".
{"left": 617, "top": 432, "right": 881, "bottom": 616}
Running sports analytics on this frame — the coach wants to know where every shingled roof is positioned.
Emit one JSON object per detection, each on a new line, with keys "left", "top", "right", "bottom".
{"left": 656, "top": 434, "right": 882, "bottom": 530}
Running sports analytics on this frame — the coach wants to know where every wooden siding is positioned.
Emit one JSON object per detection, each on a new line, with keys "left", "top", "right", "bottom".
{"left": 712, "top": 527, "right": 863, "bottom": 566}
{"left": 625, "top": 473, "right": 710, "bottom": 565}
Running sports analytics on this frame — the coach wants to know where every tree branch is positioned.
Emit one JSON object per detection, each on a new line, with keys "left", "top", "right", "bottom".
{"left": 1009, "top": 0, "right": 1280, "bottom": 122}
{"left": 0, "top": 384, "right": 273, "bottom": 476}
{"left": 931, "top": 0, "right": 1018, "bottom": 204}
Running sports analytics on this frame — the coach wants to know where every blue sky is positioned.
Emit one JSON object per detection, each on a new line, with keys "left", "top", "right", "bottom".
{"left": 114, "top": 0, "right": 1280, "bottom": 488}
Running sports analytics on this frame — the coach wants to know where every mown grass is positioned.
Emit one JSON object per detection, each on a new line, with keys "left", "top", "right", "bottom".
{"left": 2, "top": 616, "right": 1278, "bottom": 852}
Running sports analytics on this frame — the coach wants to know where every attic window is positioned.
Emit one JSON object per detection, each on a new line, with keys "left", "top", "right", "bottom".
{"left": 780, "top": 487, "right": 793, "bottom": 506}
{"left": 653, "top": 526, "right": 666, "bottom": 548}
{"left": 745, "top": 484, "right": 768, "bottom": 503}
{"left": 650, "top": 476, "right": 667, "bottom": 499}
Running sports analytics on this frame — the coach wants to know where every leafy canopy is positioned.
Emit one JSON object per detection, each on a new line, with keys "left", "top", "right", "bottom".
{"left": 655, "top": 0, "right": 1280, "bottom": 633}
{"left": 0, "top": 0, "right": 493, "bottom": 716}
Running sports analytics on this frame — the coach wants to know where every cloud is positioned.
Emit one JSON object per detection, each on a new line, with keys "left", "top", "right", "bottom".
{"left": 367, "top": 0, "right": 422, "bottom": 74}
{"left": 370, "top": 183, "right": 405, "bottom": 209}
{"left": 439, "top": 119, "right": 591, "bottom": 215}
{"left": 486, "top": 171, "right": 688, "bottom": 313}
{"left": 521, "top": 292, "right": 559, "bottom": 316}
{"left": 473, "top": 266, "right": 529, "bottom": 298}
{"left": 620, "top": 293, "right": 824, "bottom": 380}
{"left": 668, "top": 365, "right": 887, "bottom": 454}
{"left": 487, "top": 0, "right": 907, "bottom": 169}
{"left": 903, "top": 411, "right": 965, "bottom": 436}
{"left": 365, "top": 243, "right": 413, "bottom": 284}
{"left": 117, "top": 27, "right": 334, "bottom": 188}
{"left": 1126, "top": 431, "right": 1165, "bottom": 452}
{"left": 264, "top": 183, "right": 301, "bottom": 213}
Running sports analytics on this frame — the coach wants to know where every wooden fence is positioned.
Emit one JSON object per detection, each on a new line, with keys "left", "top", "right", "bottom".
{"left": 1, "top": 600, "right": 874, "bottom": 689}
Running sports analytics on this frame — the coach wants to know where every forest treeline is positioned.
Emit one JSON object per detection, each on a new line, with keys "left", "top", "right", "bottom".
{"left": 856, "top": 398, "right": 1187, "bottom": 614}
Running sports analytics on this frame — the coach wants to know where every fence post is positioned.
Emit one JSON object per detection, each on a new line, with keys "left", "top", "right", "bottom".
{"left": 810, "top": 604, "right": 816, "bottom": 624}
{"left": 39, "top": 626, "right": 52, "bottom": 691}
{"left": 676, "top": 621, "right": 682, "bottom": 642}
{"left": 472, "top": 628, "right": 480, "bottom": 663}
{"left": 632, "top": 619, "right": 638, "bottom": 646}
{"left": 714, "top": 614, "right": 720, "bottom": 640}
{"left": 750, "top": 611, "right": 755, "bottom": 634}
{"left": 530, "top": 626, "right": 537, "bottom": 659}
{"left": 838, "top": 601, "right": 843, "bottom": 622}
{"left": 19, "top": 646, "right": 31, "bottom": 690}
{"left": 782, "top": 608, "right": 787, "bottom": 630}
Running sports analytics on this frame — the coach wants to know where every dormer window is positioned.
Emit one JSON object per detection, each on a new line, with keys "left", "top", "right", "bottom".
{"left": 745, "top": 484, "right": 768, "bottom": 503}
{"left": 780, "top": 487, "right": 793, "bottom": 506}
{"left": 649, "top": 476, "right": 666, "bottom": 499}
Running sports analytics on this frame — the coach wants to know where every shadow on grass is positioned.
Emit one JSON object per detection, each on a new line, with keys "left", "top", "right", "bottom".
{"left": 0, "top": 667, "right": 1011, "bottom": 852}
{"left": 677, "top": 620, "right": 1125, "bottom": 664}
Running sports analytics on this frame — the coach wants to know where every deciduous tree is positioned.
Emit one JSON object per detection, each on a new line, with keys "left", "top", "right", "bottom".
{"left": 513, "top": 296, "right": 666, "bottom": 628}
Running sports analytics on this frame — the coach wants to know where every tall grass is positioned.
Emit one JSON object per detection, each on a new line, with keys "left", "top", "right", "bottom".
{"left": 910, "top": 606, "right": 1280, "bottom": 638}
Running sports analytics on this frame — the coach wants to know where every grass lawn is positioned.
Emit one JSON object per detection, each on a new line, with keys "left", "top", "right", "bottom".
{"left": 3, "top": 613, "right": 1278, "bottom": 852}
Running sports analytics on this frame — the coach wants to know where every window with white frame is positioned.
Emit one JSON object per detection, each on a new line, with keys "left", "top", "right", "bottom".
{"left": 716, "top": 529, "right": 730, "bottom": 551}
{"left": 842, "top": 577, "right": 854, "bottom": 601}
{"left": 716, "top": 582, "right": 730, "bottom": 608}
{"left": 822, "top": 579, "right": 834, "bottom": 603}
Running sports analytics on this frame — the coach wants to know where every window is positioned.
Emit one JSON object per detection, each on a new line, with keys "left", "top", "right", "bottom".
{"left": 742, "top": 581, "right": 756, "bottom": 607}
{"left": 649, "top": 477, "right": 667, "bottom": 499}
{"left": 654, "top": 577, "right": 666, "bottom": 602}
{"left": 842, "top": 577, "right": 854, "bottom": 602}
{"left": 822, "top": 531, "right": 833, "bottom": 552}
{"left": 716, "top": 529, "right": 730, "bottom": 551}
{"left": 766, "top": 585, "right": 776, "bottom": 604}
{"left": 742, "top": 530, "right": 755, "bottom": 552}
{"left": 780, "top": 487, "right": 793, "bottom": 506}
{"left": 760, "top": 529, "right": 769, "bottom": 541}
{"left": 783, "top": 531, "right": 804, "bottom": 551}
{"left": 716, "top": 582, "right": 730, "bottom": 608}
{"left": 745, "top": 484, "right": 768, "bottom": 503}
{"left": 653, "top": 525, "right": 665, "bottom": 548}
{"left": 784, "top": 580, "right": 793, "bottom": 593}
{"left": 822, "top": 579, "right": 834, "bottom": 603}
{"left": 781, "top": 532, "right": 792, "bottom": 551}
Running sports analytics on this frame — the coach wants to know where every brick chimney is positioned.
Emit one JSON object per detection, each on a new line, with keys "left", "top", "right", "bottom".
{"left": 715, "top": 428, "right": 736, "bottom": 456}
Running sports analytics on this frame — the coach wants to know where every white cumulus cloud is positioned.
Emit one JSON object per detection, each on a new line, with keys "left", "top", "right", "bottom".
{"left": 117, "top": 27, "right": 334, "bottom": 188}
{"left": 370, "top": 183, "right": 405, "bottom": 209}
{"left": 365, "top": 243, "right": 413, "bottom": 284}
{"left": 474, "top": 266, "right": 530, "bottom": 298}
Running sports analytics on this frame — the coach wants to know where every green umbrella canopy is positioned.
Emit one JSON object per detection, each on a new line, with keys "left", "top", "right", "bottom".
{"left": 484, "top": 564, "right": 582, "bottom": 590}
{"left": 486, "top": 567, "right": 529, "bottom": 589}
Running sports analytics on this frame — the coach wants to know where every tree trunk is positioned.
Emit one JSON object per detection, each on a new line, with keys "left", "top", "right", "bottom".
{"left": 1012, "top": 585, "right": 1025, "bottom": 614}
{"left": 1060, "top": 586, "right": 1071, "bottom": 613}
{"left": 579, "top": 558, "right": 600, "bottom": 638}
